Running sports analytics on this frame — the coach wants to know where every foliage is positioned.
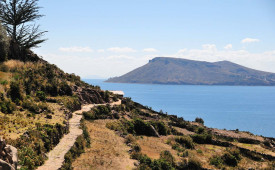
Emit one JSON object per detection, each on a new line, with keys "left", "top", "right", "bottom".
{"left": 83, "top": 105, "right": 111, "bottom": 120}
{"left": 151, "top": 121, "right": 170, "bottom": 135}
{"left": 36, "top": 91, "right": 46, "bottom": 101}
{"left": 195, "top": 117, "right": 204, "bottom": 124}
{"left": 61, "top": 135, "right": 86, "bottom": 170}
{"left": 132, "top": 118, "right": 155, "bottom": 136}
{"left": 61, "top": 120, "right": 91, "bottom": 170}
{"left": 191, "top": 132, "right": 212, "bottom": 144}
{"left": 210, "top": 148, "right": 241, "bottom": 167}
{"left": 0, "top": 0, "right": 47, "bottom": 52}
{"left": 175, "top": 136, "right": 195, "bottom": 149}
{"left": 11, "top": 123, "right": 67, "bottom": 170}
{"left": 159, "top": 150, "right": 175, "bottom": 166}
{"left": 210, "top": 156, "right": 224, "bottom": 168}
{"left": 0, "top": 98, "right": 16, "bottom": 114}
{"left": 9, "top": 81, "right": 23, "bottom": 102}
{"left": 0, "top": 21, "right": 9, "bottom": 61}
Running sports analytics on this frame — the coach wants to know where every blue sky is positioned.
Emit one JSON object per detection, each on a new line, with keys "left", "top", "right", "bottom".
{"left": 34, "top": 0, "right": 275, "bottom": 78}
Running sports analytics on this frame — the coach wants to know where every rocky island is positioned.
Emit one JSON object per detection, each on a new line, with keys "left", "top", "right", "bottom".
{"left": 106, "top": 57, "right": 275, "bottom": 86}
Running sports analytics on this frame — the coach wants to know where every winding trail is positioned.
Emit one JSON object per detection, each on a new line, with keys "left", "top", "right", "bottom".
{"left": 37, "top": 101, "right": 120, "bottom": 170}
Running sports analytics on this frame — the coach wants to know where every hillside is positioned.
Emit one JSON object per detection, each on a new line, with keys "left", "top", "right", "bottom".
{"left": 106, "top": 57, "right": 275, "bottom": 85}
{"left": 70, "top": 98, "right": 275, "bottom": 169}
{"left": 0, "top": 59, "right": 117, "bottom": 169}
{"left": 0, "top": 59, "right": 274, "bottom": 170}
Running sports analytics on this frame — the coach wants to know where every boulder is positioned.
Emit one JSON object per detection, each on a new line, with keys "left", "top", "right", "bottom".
{"left": 0, "top": 159, "right": 14, "bottom": 170}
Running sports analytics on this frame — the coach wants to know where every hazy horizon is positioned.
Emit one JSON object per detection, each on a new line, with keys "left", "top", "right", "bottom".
{"left": 33, "top": 0, "right": 275, "bottom": 78}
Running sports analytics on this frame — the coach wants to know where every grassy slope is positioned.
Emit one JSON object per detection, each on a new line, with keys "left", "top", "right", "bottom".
{"left": 0, "top": 59, "right": 114, "bottom": 169}
{"left": 73, "top": 98, "right": 275, "bottom": 170}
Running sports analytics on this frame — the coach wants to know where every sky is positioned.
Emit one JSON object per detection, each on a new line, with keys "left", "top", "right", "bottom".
{"left": 33, "top": 0, "right": 275, "bottom": 78}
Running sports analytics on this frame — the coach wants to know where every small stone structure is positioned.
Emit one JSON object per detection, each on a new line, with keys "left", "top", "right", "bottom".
{"left": 0, "top": 137, "right": 18, "bottom": 170}
{"left": 110, "top": 91, "right": 124, "bottom": 98}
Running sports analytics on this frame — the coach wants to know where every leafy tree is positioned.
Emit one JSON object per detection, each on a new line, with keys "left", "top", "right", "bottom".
{"left": 0, "top": 0, "right": 47, "bottom": 59}
{"left": 0, "top": 21, "right": 9, "bottom": 61}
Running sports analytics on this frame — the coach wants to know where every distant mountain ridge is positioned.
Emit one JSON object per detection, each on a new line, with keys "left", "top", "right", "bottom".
{"left": 106, "top": 57, "right": 275, "bottom": 86}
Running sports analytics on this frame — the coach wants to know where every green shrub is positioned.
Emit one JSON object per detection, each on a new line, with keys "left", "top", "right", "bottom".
{"left": 133, "top": 118, "right": 155, "bottom": 136}
{"left": 160, "top": 150, "right": 175, "bottom": 166}
{"left": 191, "top": 133, "right": 212, "bottom": 144}
{"left": 83, "top": 105, "right": 111, "bottom": 120}
{"left": 151, "top": 121, "right": 170, "bottom": 136}
{"left": 175, "top": 136, "right": 195, "bottom": 149}
{"left": 9, "top": 81, "right": 23, "bottom": 102}
{"left": 195, "top": 117, "right": 204, "bottom": 124}
{"left": 36, "top": 91, "right": 46, "bottom": 101}
{"left": 222, "top": 152, "right": 238, "bottom": 166}
{"left": 0, "top": 22, "right": 9, "bottom": 62}
{"left": 0, "top": 99, "right": 16, "bottom": 114}
{"left": 210, "top": 156, "right": 223, "bottom": 168}
{"left": 196, "top": 127, "right": 205, "bottom": 134}
{"left": 187, "top": 158, "right": 203, "bottom": 169}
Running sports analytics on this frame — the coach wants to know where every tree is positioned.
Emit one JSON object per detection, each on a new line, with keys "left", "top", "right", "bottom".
{"left": 0, "top": 0, "right": 46, "bottom": 60}
{"left": 0, "top": 21, "right": 10, "bottom": 61}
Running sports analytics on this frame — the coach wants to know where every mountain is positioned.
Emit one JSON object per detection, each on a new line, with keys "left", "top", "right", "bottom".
{"left": 106, "top": 57, "right": 275, "bottom": 85}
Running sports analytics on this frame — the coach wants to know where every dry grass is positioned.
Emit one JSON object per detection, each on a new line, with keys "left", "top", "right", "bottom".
{"left": 211, "top": 129, "right": 265, "bottom": 142}
{"left": 3, "top": 60, "right": 25, "bottom": 69}
{"left": 137, "top": 135, "right": 182, "bottom": 162}
{"left": 173, "top": 127, "right": 195, "bottom": 135}
{"left": 72, "top": 120, "right": 136, "bottom": 170}
{"left": 0, "top": 102, "right": 66, "bottom": 140}
{"left": 233, "top": 142, "right": 275, "bottom": 157}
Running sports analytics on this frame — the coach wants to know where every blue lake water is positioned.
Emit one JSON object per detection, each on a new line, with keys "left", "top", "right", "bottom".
{"left": 84, "top": 79, "right": 275, "bottom": 138}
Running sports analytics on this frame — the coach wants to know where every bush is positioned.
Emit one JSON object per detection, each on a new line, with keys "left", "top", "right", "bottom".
{"left": 151, "top": 121, "right": 170, "bottom": 136}
{"left": 9, "top": 81, "right": 23, "bottom": 102}
{"left": 133, "top": 118, "right": 155, "bottom": 136}
{"left": 160, "top": 150, "right": 175, "bottom": 166}
{"left": 187, "top": 158, "right": 203, "bottom": 169}
{"left": 0, "top": 22, "right": 9, "bottom": 62}
{"left": 195, "top": 117, "right": 204, "bottom": 124}
{"left": 191, "top": 133, "right": 212, "bottom": 144}
{"left": 210, "top": 156, "right": 223, "bottom": 168}
{"left": 36, "top": 91, "right": 46, "bottom": 101}
{"left": 0, "top": 99, "right": 16, "bottom": 114}
{"left": 222, "top": 152, "right": 238, "bottom": 166}
{"left": 83, "top": 105, "right": 111, "bottom": 120}
{"left": 175, "top": 136, "right": 195, "bottom": 149}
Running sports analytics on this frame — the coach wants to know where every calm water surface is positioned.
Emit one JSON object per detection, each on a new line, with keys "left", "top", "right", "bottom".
{"left": 84, "top": 79, "right": 275, "bottom": 138}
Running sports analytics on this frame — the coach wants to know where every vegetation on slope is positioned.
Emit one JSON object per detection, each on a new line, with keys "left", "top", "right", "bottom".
{"left": 74, "top": 97, "right": 275, "bottom": 170}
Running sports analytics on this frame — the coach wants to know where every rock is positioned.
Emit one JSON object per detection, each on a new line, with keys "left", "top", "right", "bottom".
{"left": 73, "top": 86, "right": 104, "bottom": 104}
{"left": 0, "top": 159, "right": 14, "bottom": 170}
{"left": 150, "top": 125, "right": 160, "bottom": 137}
{"left": 0, "top": 138, "right": 17, "bottom": 170}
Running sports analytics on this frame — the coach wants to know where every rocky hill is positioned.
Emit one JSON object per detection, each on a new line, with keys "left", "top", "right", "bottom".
{"left": 106, "top": 57, "right": 275, "bottom": 85}
{"left": 0, "top": 58, "right": 117, "bottom": 169}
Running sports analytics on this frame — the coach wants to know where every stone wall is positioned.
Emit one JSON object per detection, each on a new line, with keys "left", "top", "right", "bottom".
{"left": 0, "top": 137, "right": 17, "bottom": 170}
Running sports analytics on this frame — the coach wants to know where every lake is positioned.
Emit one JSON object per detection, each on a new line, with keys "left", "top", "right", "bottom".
{"left": 84, "top": 79, "right": 275, "bottom": 138}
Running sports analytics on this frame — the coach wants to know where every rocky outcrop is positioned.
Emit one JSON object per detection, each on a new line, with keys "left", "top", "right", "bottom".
{"left": 73, "top": 86, "right": 105, "bottom": 104}
{"left": 0, "top": 137, "right": 18, "bottom": 170}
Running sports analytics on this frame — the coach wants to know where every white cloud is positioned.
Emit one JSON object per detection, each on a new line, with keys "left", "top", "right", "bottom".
{"left": 106, "top": 55, "right": 134, "bottom": 60}
{"left": 241, "top": 38, "right": 260, "bottom": 43}
{"left": 59, "top": 46, "right": 93, "bottom": 52}
{"left": 97, "top": 49, "right": 105, "bottom": 53}
{"left": 224, "top": 44, "right": 233, "bottom": 50}
{"left": 107, "top": 47, "right": 137, "bottom": 53}
{"left": 178, "top": 49, "right": 187, "bottom": 53}
{"left": 173, "top": 45, "right": 275, "bottom": 73}
{"left": 143, "top": 48, "right": 158, "bottom": 52}
{"left": 38, "top": 44, "right": 275, "bottom": 78}
{"left": 202, "top": 44, "right": 217, "bottom": 51}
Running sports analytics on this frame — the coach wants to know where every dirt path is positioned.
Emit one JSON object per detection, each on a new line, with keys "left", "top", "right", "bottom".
{"left": 37, "top": 100, "right": 121, "bottom": 170}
